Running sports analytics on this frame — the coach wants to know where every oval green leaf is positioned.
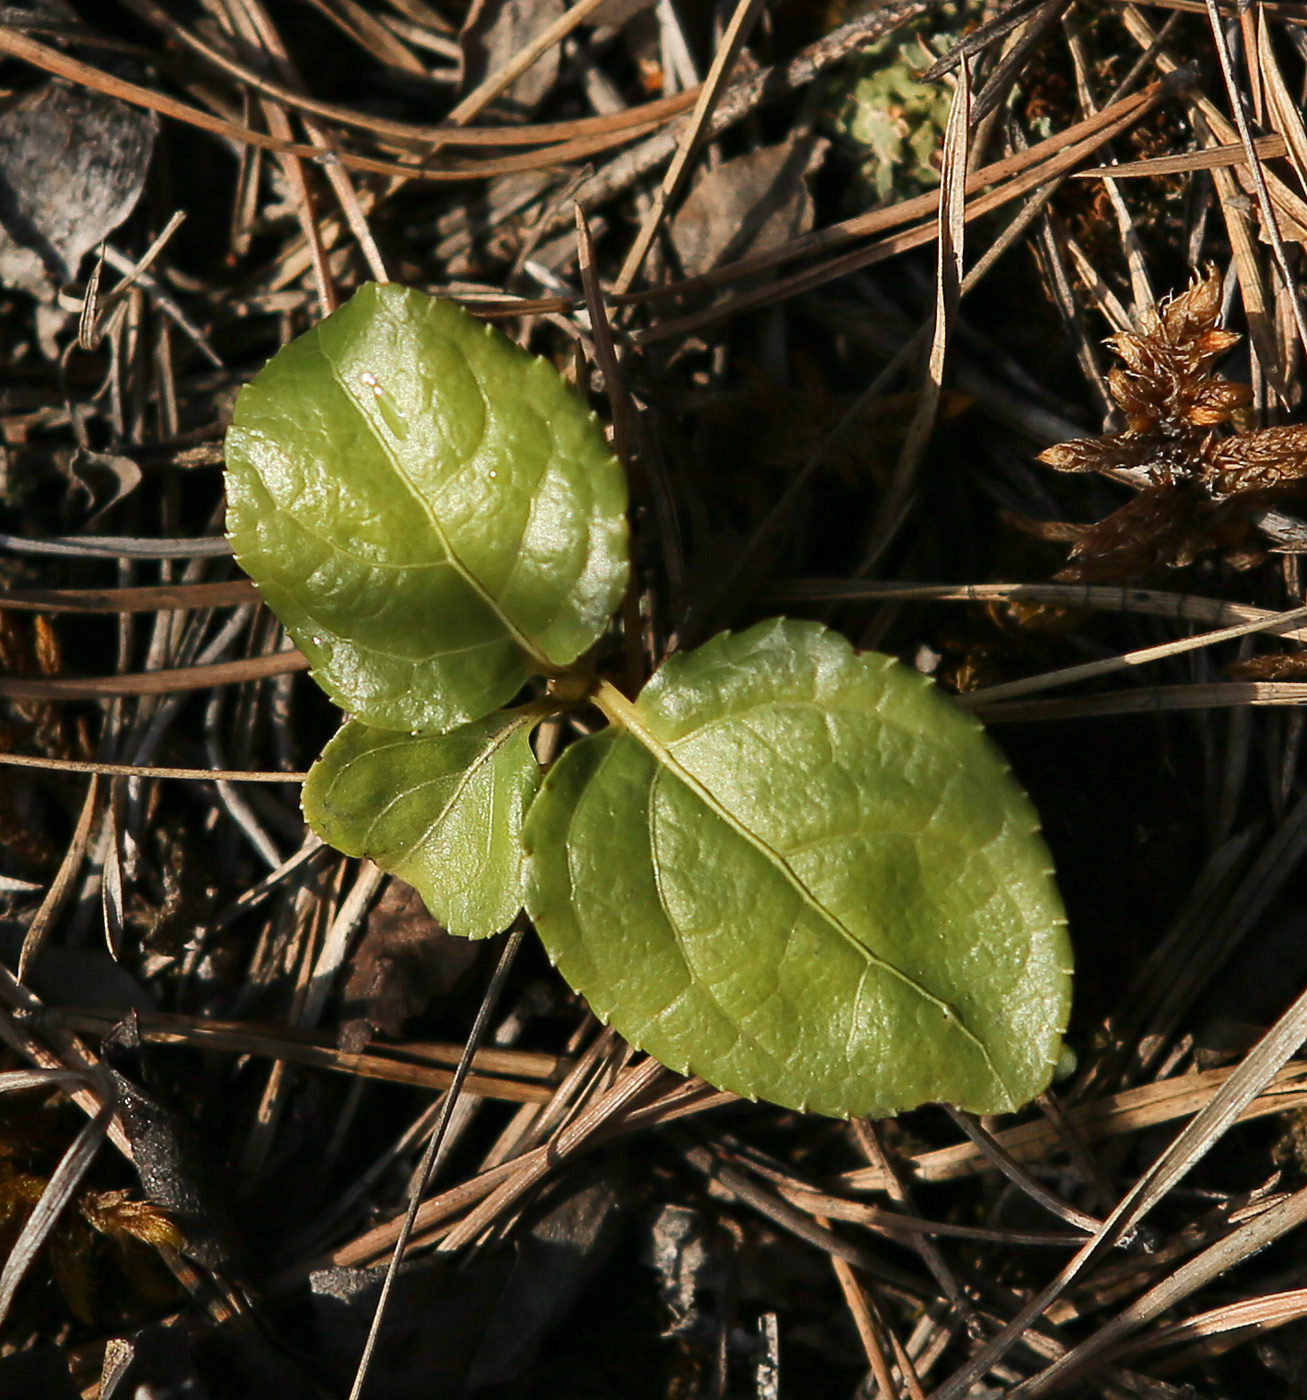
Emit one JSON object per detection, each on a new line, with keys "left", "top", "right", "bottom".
{"left": 303, "top": 711, "right": 541, "bottom": 939}
{"left": 225, "top": 284, "right": 629, "bottom": 732}
{"left": 524, "top": 620, "right": 1071, "bottom": 1118}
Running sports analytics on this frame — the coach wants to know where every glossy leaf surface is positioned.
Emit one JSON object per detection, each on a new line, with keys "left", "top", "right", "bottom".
{"left": 524, "top": 620, "right": 1071, "bottom": 1118}
{"left": 226, "top": 284, "right": 628, "bottom": 732}
{"left": 304, "top": 711, "right": 540, "bottom": 938}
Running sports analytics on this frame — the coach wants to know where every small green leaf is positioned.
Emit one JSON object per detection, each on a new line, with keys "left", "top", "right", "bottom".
{"left": 524, "top": 619, "right": 1071, "bottom": 1118}
{"left": 225, "top": 284, "right": 628, "bottom": 732}
{"left": 303, "top": 711, "right": 541, "bottom": 938}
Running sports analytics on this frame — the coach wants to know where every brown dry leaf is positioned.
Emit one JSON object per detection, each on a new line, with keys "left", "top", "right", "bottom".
{"left": 670, "top": 136, "right": 826, "bottom": 279}
{"left": 587, "top": 0, "right": 654, "bottom": 26}
{"left": 1161, "top": 262, "right": 1223, "bottom": 340}
{"left": 460, "top": 0, "right": 567, "bottom": 114}
{"left": 338, "top": 880, "right": 480, "bottom": 1053}
{"left": 0, "top": 77, "right": 156, "bottom": 356}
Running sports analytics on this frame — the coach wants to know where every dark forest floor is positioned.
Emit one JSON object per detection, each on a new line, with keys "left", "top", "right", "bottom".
{"left": 4, "top": 1, "right": 1307, "bottom": 1397}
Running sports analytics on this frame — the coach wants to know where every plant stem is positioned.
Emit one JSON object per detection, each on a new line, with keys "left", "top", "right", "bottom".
{"left": 591, "top": 676, "right": 645, "bottom": 733}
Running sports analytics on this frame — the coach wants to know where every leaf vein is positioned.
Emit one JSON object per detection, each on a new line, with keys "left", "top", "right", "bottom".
{"left": 647, "top": 765, "right": 743, "bottom": 1054}
{"left": 595, "top": 681, "right": 1009, "bottom": 1097}
{"left": 321, "top": 351, "right": 549, "bottom": 670}
{"left": 356, "top": 716, "right": 532, "bottom": 862}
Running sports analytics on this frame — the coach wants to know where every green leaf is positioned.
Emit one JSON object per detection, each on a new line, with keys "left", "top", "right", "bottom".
{"left": 303, "top": 710, "right": 541, "bottom": 938}
{"left": 225, "top": 284, "right": 629, "bottom": 732}
{"left": 524, "top": 619, "right": 1071, "bottom": 1118}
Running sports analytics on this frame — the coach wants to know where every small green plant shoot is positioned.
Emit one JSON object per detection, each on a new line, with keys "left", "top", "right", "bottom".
{"left": 225, "top": 284, "right": 1072, "bottom": 1120}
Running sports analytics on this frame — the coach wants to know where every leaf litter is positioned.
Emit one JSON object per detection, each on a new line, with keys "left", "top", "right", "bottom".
{"left": 0, "top": 1, "right": 1306, "bottom": 1397}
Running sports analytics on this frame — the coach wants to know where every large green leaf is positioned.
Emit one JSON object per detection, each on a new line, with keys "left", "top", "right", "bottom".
{"left": 524, "top": 620, "right": 1071, "bottom": 1118}
{"left": 225, "top": 284, "right": 629, "bottom": 732}
{"left": 303, "top": 711, "right": 541, "bottom": 938}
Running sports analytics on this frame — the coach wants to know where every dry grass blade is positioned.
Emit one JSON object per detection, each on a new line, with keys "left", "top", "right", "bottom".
{"left": 766, "top": 579, "right": 1307, "bottom": 637}
{"left": 565, "top": 3, "right": 934, "bottom": 232}
{"left": 119, "top": 0, "right": 696, "bottom": 145}
{"left": 1014, "top": 1186, "right": 1307, "bottom": 1395}
{"left": 0, "top": 581, "right": 258, "bottom": 613}
{"left": 789, "top": 1187, "right": 1083, "bottom": 1247}
{"left": 75, "top": 210, "right": 187, "bottom": 350}
{"left": 0, "top": 25, "right": 669, "bottom": 183}
{"left": 56, "top": 1008, "right": 562, "bottom": 1101}
{"left": 612, "top": 0, "right": 768, "bottom": 294}
{"left": 852, "top": 1119, "right": 965, "bottom": 1305}
{"left": 0, "top": 649, "right": 309, "bottom": 700}
{"left": 1203, "top": 0, "right": 1307, "bottom": 361}
{"left": 942, "top": 1106, "right": 1101, "bottom": 1234}
{"left": 577, "top": 205, "right": 644, "bottom": 688}
{"left": 0, "top": 533, "right": 231, "bottom": 558}
{"left": 856, "top": 56, "right": 970, "bottom": 576}
{"left": 966, "top": 602, "right": 1307, "bottom": 703}
{"left": 576, "top": 209, "right": 632, "bottom": 464}
{"left": 636, "top": 74, "right": 1183, "bottom": 344}
{"left": 1120, "top": 785, "right": 1307, "bottom": 1090}
{"left": 1117, "top": 5, "right": 1307, "bottom": 234}
{"left": 1118, "top": 8, "right": 1294, "bottom": 400}
{"left": 435, "top": 1055, "right": 665, "bottom": 1252}
{"left": 0, "top": 977, "right": 133, "bottom": 1163}
{"left": 828, "top": 1247, "right": 905, "bottom": 1400}
{"left": 1111, "top": 0, "right": 1306, "bottom": 20}
{"left": 969, "top": 681, "right": 1307, "bottom": 721}
{"left": 919, "top": 0, "right": 1044, "bottom": 80}
{"left": 304, "top": 0, "right": 427, "bottom": 73}
{"left": 302, "top": 861, "right": 386, "bottom": 1026}
{"left": 347, "top": 927, "right": 525, "bottom": 1400}
{"left": 233, "top": 0, "right": 388, "bottom": 284}
{"left": 304, "top": 1078, "right": 759, "bottom": 1276}
{"left": 1073, "top": 133, "right": 1288, "bottom": 178}
{"left": 930, "top": 985, "right": 1307, "bottom": 1399}
{"left": 1124, "top": 1287, "right": 1307, "bottom": 1358}
{"left": 18, "top": 776, "right": 98, "bottom": 980}
{"left": 678, "top": 161, "right": 1078, "bottom": 640}
{"left": 688, "top": 1150, "right": 928, "bottom": 1294}
{"left": 0, "top": 1069, "right": 92, "bottom": 1093}
{"left": 225, "top": 3, "right": 330, "bottom": 312}
{"left": 0, "top": 753, "right": 305, "bottom": 781}
{"left": 633, "top": 76, "right": 1174, "bottom": 307}
{"left": 444, "top": 0, "right": 614, "bottom": 129}
{"left": 1258, "top": 10, "right": 1307, "bottom": 190}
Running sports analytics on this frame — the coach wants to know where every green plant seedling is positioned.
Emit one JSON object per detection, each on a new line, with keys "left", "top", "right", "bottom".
{"left": 225, "top": 283, "right": 629, "bottom": 733}
{"left": 225, "top": 283, "right": 1072, "bottom": 1119}
{"left": 303, "top": 708, "right": 544, "bottom": 941}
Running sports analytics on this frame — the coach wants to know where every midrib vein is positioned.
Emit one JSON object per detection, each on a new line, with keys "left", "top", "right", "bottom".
{"left": 592, "top": 680, "right": 1005, "bottom": 1087}
{"left": 326, "top": 357, "right": 551, "bottom": 670}
{"left": 353, "top": 710, "right": 538, "bottom": 856}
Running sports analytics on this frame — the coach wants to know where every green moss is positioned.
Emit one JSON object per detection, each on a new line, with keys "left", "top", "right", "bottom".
{"left": 828, "top": 3, "right": 981, "bottom": 204}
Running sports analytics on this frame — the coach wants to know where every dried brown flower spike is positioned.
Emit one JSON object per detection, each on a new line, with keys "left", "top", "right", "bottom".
{"left": 1034, "top": 267, "right": 1307, "bottom": 582}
